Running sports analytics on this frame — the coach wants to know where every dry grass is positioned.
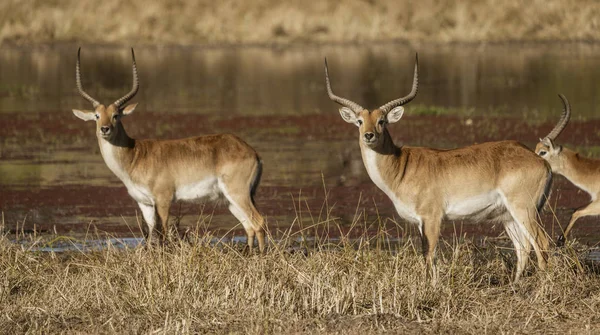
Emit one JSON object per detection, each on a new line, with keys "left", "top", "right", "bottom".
{"left": 1, "top": 0, "right": 600, "bottom": 46}
{"left": 2, "top": 208, "right": 600, "bottom": 334}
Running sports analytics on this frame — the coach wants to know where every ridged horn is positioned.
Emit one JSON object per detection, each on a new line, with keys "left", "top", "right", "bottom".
{"left": 545, "top": 94, "right": 571, "bottom": 141}
{"left": 113, "top": 48, "right": 139, "bottom": 108}
{"left": 379, "top": 53, "right": 419, "bottom": 113}
{"left": 76, "top": 48, "right": 100, "bottom": 108}
{"left": 324, "top": 58, "right": 364, "bottom": 113}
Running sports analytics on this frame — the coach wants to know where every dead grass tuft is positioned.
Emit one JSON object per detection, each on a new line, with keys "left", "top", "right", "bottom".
{"left": 2, "top": 213, "right": 600, "bottom": 333}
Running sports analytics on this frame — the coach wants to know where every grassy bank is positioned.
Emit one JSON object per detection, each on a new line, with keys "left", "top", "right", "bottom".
{"left": 2, "top": 224, "right": 600, "bottom": 333}
{"left": 1, "top": 0, "right": 599, "bottom": 46}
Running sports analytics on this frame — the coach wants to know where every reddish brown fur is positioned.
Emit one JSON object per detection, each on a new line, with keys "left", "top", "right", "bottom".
{"left": 536, "top": 139, "right": 600, "bottom": 246}
{"left": 333, "top": 92, "right": 551, "bottom": 282}
{"left": 74, "top": 97, "right": 265, "bottom": 252}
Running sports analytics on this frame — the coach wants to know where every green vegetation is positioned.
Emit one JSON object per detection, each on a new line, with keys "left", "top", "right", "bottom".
{"left": 0, "top": 84, "right": 39, "bottom": 99}
{"left": 572, "top": 145, "right": 600, "bottom": 159}
{"left": 1, "top": 0, "right": 599, "bottom": 45}
{"left": 407, "top": 105, "right": 472, "bottom": 117}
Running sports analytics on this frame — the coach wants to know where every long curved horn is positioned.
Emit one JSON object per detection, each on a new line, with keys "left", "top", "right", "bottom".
{"left": 546, "top": 94, "right": 571, "bottom": 140}
{"left": 379, "top": 53, "right": 419, "bottom": 113}
{"left": 113, "top": 48, "right": 139, "bottom": 108}
{"left": 76, "top": 48, "right": 100, "bottom": 108}
{"left": 324, "top": 58, "right": 364, "bottom": 113}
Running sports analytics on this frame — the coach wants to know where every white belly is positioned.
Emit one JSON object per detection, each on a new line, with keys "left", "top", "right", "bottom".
{"left": 175, "top": 177, "right": 221, "bottom": 202}
{"left": 445, "top": 190, "right": 503, "bottom": 220}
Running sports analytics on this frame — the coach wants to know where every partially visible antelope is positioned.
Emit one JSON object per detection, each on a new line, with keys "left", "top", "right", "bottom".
{"left": 72, "top": 48, "right": 265, "bottom": 252}
{"left": 325, "top": 54, "right": 552, "bottom": 282}
{"left": 535, "top": 94, "right": 600, "bottom": 247}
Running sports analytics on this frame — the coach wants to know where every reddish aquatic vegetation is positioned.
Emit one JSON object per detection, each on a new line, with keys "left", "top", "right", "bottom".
{"left": 4, "top": 111, "right": 600, "bottom": 147}
{"left": 0, "top": 177, "right": 592, "bottom": 243}
{"left": 1, "top": 111, "right": 599, "bottom": 243}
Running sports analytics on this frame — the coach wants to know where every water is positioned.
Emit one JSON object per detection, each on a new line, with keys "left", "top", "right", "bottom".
{"left": 3, "top": 43, "right": 600, "bottom": 115}
{"left": 13, "top": 234, "right": 600, "bottom": 268}
{"left": 1, "top": 43, "right": 600, "bottom": 242}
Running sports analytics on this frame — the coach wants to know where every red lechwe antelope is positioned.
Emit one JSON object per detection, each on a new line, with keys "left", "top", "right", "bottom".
{"left": 535, "top": 94, "right": 600, "bottom": 247}
{"left": 72, "top": 48, "right": 266, "bottom": 252}
{"left": 325, "top": 54, "right": 552, "bottom": 282}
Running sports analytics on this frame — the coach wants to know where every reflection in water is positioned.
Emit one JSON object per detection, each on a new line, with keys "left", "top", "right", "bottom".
{"left": 1, "top": 43, "right": 600, "bottom": 240}
{"left": 2, "top": 43, "right": 600, "bottom": 115}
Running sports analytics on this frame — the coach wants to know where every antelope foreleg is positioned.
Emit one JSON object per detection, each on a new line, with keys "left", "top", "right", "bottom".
{"left": 419, "top": 215, "right": 442, "bottom": 285}
{"left": 558, "top": 201, "right": 600, "bottom": 246}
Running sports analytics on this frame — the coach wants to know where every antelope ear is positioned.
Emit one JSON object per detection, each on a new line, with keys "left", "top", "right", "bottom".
{"left": 339, "top": 107, "right": 358, "bottom": 124}
{"left": 386, "top": 106, "right": 404, "bottom": 124}
{"left": 72, "top": 109, "right": 96, "bottom": 121}
{"left": 122, "top": 103, "right": 138, "bottom": 116}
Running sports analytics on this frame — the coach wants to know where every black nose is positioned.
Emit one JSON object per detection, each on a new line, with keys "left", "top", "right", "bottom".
{"left": 364, "top": 132, "right": 374, "bottom": 140}
{"left": 100, "top": 126, "right": 110, "bottom": 134}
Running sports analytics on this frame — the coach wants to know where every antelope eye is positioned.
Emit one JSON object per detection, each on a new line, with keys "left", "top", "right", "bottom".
{"left": 112, "top": 114, "right": 119, "bottom": 120}
{"left": 378, "top": 119, "right": 386, "bottom": 126}
{"left": 95, "top": 114, "right": 100, "bottom": 120}
{"left": 357, "top": 120, "right": 363, "bottom": 126}
{"left": 539, "top": 151, "right": 547, "bottom": 156}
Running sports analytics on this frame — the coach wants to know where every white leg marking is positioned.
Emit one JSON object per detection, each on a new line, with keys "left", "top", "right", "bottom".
{"left": 498, "top": 193, "right": 539, "bottom": 252}
{"left": 504, "top": 219, "right": 529, "bottom": 280}
{"left": 218, "top": 180, "right": 254, "bottom": 232}
{"left": 508, "top": 211, "right": 538, "bottom": 255}
{"left": 138, "top": 202, "right": 156, "bottom": 233}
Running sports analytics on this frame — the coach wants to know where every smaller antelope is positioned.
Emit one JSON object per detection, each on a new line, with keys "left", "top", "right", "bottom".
{"left": 535, "top": 94, "right": 600, "bottom": 246}
{"left": 72, "top": 48, "right": 265, "bottom": 252}
{"left": 325, "top": 54, "right": 552, "bottom": 282}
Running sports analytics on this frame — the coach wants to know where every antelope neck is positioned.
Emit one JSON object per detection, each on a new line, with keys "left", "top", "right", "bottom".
{"left": 559, "top": 149, "right": 596, "bottom": 197}
{"left": 359, "top": 128, "right": 404, "bottom": 186}
{"left": 97, "top": 123, "right": 136, "bottom": 175}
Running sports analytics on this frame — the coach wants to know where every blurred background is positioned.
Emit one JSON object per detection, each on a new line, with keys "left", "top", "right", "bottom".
{"left": 1, "top": 0, "right": 599, "bottom": 45}
{"left": 1, "top": 0, "right": 600, "bottom": 243}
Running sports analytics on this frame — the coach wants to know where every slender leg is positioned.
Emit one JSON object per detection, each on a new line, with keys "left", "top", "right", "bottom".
{"left": 503, "top": 197, "right": 548, "bottom": 279}
{"left": 503, "top": 219, "right": 531, "bottom": 282}
{"left": 419, "top": 216, "right": 442, "bottom": 285}
{"left": 558, "top": 201, "right": 600, "bottom": 246}
{"left": 226, "top": 197, "right": 265, "bottom": 254}
{"left": 529, "top": 218, "right": 549, "bottom": 270}
{"left": 156, "top": 200, "right": 172, "bottom": 243}
{"left": 226, "top": 200, "right": 253, "bottom": 252}
{"left": 219, "top": 180, "right": 266, "bottom": 254}
{"left": 255, "top": 228, "right": 265, "bottom": 253}
{"left": 138, "top": 202, "right": 157, "bottom": 244}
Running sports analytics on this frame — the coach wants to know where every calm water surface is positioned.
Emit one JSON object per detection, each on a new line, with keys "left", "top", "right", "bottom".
{"left": 1, "top": 43, "right": 600, "bottom": 243}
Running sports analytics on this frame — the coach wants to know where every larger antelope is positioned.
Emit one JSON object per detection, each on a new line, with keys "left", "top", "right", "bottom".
{"left": 535, "top": 94, "right": 600, "bottom": 247}
{"left": 72, "top": 48, "right": 266, "bottom": 252}
{"left": 325, "top": 54, "right": 552, "bottom": 282}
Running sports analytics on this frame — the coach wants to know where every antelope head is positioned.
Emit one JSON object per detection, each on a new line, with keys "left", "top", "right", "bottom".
{"left": 324, "top": 54, "right": 418, "bottom": 148}
{"left": 72, "top": 48, "right": 139, "bottom": 140}
{"left": 535, "top": 94, "right": 571, "bottom": 169}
